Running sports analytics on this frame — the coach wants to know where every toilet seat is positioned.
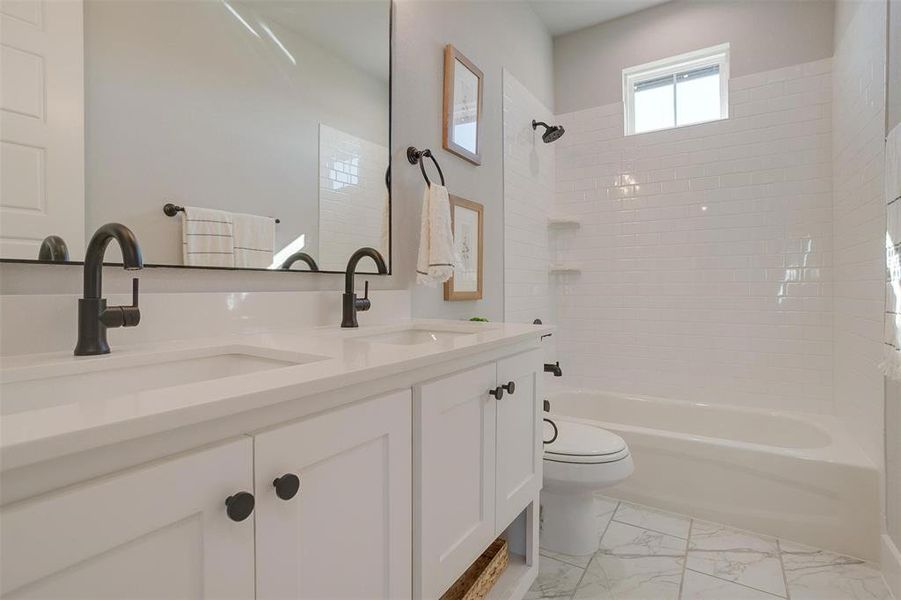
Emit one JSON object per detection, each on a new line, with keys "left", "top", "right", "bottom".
{"left": 543, "top": 419, "right": 630, "bottom": 464}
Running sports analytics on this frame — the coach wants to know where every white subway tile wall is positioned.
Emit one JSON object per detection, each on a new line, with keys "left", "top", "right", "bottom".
{"left": 318, "top": 124, "right": 390, "bottom": 272}
{"left": 552, "top": 59, "right": 835, "bottom": 412}
{"left": 503, "top": 70, "right": 555, "bottom": 325}
{"left": 831, "top": 0, "right": 887, "bottom": 469}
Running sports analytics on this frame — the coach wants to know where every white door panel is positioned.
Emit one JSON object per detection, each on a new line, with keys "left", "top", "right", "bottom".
{"left": 1, "top": 0, "right": 84, "bottom": 259}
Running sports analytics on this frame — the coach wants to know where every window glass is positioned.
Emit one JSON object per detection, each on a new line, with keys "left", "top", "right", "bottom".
{"left": 634, "top": 78, "right": 675, "bottom": 134}
{"left": 676, "top": 65, "right": 721, "bottom": 127}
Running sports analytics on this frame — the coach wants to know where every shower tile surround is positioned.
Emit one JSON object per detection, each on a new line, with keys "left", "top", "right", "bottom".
{"left": 503, "top": 70, "right": 556, "bottom": 326}
{"left": 528, "top": 496, "right": 894, "bottom": 600}
{"left": 552, "top": 58, "right": 836, "bottom": 413}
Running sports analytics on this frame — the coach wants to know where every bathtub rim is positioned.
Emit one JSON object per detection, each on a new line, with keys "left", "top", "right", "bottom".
{"left": 546, "top": 389, "right": 876, "bottom": 470}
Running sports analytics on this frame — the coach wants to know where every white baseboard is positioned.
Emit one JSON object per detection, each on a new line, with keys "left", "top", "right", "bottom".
{"left": 883, "top": 534, "right": 901, "bottom": 599}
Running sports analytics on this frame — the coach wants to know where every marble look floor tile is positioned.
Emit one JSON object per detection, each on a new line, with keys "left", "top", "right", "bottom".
{"left": 781, "top": 541, "right": 892, "bottom": 600}
{"left": 526, "top": 556, "right": 585, "bottom": 600}
{"left": 574, "top": 553, "right": 683, "bottom": 600}
{"left": 601, "top": 521, "right": 687, "bottom": 557}
{"left": 690, "top": 520, "right": 778, "bottom": 553}
{"left": 613, "top": 502, "right": 691, "bottom": 539}
{"left": 686, "top": 549, "right": 785, "bottom": 596}
{"left": 681, "top": 569, "right": 784, "bottom": 599}
{"left": 686, "top": 522, "right": 785, "bottom": 597}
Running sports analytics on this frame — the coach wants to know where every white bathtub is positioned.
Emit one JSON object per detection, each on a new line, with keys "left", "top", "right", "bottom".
{"left": 546, "top": 390, "right": 881, "bottom": 561}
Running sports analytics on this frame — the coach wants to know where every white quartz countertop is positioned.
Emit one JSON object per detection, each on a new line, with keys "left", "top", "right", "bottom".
{"left": 0, "top": 319, "right": 551, "bottom": 469}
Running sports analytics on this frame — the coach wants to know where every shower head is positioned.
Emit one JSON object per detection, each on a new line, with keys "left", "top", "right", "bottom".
{"left": 532, "top": 120, "right": 565, "bottom": 143}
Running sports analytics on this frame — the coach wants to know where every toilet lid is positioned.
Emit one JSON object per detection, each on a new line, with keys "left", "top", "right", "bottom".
{"left": 544, "top": 418, "right": 629, "bottom": 464}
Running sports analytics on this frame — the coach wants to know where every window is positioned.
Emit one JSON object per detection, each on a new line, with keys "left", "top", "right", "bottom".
{"left": 623, "top": 44, "right": 729, "bottom": 135}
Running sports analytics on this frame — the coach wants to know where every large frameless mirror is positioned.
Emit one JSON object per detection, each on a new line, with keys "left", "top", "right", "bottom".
{"left": 0, "top": 0, "right": 391, "bottom": 274}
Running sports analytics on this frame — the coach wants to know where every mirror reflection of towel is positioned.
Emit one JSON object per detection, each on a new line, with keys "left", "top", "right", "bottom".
{"left": 181, "top": 206, "right": 235, "bottom": 268}
{"left": 232, "top": 212, "right": 276, "bottom": 269}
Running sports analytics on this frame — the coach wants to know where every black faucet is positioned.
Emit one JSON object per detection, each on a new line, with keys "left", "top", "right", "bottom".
{"left": 544, "top": 362, "right": 563, "bottom": 377}
{"left": 279, "top": 251, "right": 319, "bottom": 271}
{"left": 74, "top": 223, "right": 143, "bottom": 356}
{"left": 341, "top": 247, "right": 387, "bottom": 328}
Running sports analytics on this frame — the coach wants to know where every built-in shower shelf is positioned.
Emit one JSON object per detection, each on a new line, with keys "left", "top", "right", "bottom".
{"left": 549, "top": 264, "right": 581, "bottom": 273}
{"left": 547, "top": 216, "right": 581, "bottom": 228}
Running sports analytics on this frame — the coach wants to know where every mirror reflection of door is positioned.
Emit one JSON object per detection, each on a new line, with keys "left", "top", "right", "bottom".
{"left": 0, "top": 0, "right": 391, "bottom": 273}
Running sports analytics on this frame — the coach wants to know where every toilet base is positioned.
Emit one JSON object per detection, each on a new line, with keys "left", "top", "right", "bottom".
{"left": 540, "top": 490, "right": 602, "bottom": 556}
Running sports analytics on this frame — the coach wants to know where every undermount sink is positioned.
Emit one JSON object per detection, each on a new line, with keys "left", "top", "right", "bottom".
{"left": 353, "top": 325, "right": 490, "bottom": 346}
{"left": 1, "top": 346, "right": 328, "bottom": 415}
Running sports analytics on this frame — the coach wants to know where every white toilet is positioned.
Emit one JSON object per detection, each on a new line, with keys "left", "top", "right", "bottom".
{"left": 541, "top": 416, "right": 634, "bottom": 556}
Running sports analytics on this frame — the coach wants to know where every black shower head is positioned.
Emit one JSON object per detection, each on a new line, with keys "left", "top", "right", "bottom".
{"left": 532, "top": 120, "right": 565, "bottom": 143}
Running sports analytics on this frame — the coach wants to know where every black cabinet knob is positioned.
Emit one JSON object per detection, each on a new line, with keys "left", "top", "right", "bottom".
{"left": 273, "top": 473, "right": 301, "bottom": 500}
{"left": 225, "top": 491, "right": 255, "bottom": 522}
{"left": 502, "top": 381, "right": 516, "bottom": 395}
{"left": 488, "top": 386, "right": 504, "bottom": 400}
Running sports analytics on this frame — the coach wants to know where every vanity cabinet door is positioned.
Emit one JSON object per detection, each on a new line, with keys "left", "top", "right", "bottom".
{"left": 0, "top": 438, "right": 255, "bottom": 599}
{"left": 415, "top": 364, "right": 497, "bottom": 600}
{"left": 495, "top": 350, "right": 543, "bottom": 531}
{"left": 254, "top": 389, "right": 412, "bottom": 600}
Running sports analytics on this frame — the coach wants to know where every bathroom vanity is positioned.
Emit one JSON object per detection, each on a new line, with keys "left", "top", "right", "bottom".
{"left": 0, "top": 297, "right": 549, "bottom": 600}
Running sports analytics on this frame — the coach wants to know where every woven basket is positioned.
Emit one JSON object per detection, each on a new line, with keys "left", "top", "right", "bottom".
{"left": 440, "top": 538, "right": 509, "bottom": 600}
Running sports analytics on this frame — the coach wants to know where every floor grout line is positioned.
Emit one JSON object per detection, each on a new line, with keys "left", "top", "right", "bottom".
{"left": 683, "top": 567, "right": 788, "bottom": 599}
{"left": 677, "top": 518, "right": 694, "bottom": 599}
{"left": 777, "top": 538, "right": 792, "bottom": 600}
{"left": 609, "top": 517, "right": 690, "bottom": 541}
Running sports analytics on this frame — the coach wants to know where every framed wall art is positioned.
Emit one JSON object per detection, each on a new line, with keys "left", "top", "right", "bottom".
{"left": 444, "top": 195, "right": 483, "bottom": 301}
{"left": 443, "top": 44, "right": 483, "bottom": 165}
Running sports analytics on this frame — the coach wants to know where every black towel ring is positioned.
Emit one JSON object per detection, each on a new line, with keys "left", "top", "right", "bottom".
{"left": 406, "top": 146, "right": 445, "bottom": 187}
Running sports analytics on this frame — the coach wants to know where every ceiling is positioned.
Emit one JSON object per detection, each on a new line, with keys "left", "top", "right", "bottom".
{"left": 528, "top": 0, "right": 672, "bottom": 36}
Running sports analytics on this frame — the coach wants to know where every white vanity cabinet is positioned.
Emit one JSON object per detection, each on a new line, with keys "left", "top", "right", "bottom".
{"left": 0, "top": 438, "right": 256, "bottom": 599}
{"left": 0, "top": 330, "right": 546, "bottom": 600}
{"left": 415, "top": 350, "right": 542, "bottom": 600}
{"left": 254, "top": 389, "right": 412, "bottom": 600}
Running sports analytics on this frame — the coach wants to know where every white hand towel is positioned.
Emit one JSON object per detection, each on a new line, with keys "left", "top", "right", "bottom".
{"left": 232, "top": 212, "right": 276, "bottom": 269}
{"left": 881, "top": 124, "right": 901, "bottom": 380}
{"left": 416, "top": 183, "right": 454, "bottom": 286}
{"left": 181, "top": 206, "right": 235, "bottom": 268}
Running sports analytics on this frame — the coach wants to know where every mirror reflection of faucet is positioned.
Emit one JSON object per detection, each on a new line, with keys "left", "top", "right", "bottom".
{"left": 38, "top": 235, "right": 70, "bottom": 262}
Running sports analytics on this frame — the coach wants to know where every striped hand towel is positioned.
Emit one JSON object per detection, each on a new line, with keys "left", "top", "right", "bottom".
{"left": 232, "top": 212, "right": 275, "bottom": 269}
{"left": 181, "top": 206, "right": 235, "bottom": 268}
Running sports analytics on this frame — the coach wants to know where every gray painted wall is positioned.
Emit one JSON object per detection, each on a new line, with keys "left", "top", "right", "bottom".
{"left": 554, "top": 0, "right": 835, "bottom": 114}
{"left": 394, "top": 0, "right": 554, "bottom": 321}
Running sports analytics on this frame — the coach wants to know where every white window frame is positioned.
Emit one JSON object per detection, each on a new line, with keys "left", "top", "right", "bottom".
{"left": 623, "top": 43, "right": 730, "bottom": 136}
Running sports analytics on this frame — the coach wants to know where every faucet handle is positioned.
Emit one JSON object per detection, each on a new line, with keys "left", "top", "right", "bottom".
{"left": 132, "top": 277, "right": 139, "bottom": 308}
{"left": 354, "top": 280, "right": 372, "bottom": 312}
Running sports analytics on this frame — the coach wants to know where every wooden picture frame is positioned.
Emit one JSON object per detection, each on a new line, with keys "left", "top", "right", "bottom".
{"left": 443, "top": 45, "right": 483, "bottom": 165}
{"left": 444, "top": 195, "right": 483, "bottom": 301}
